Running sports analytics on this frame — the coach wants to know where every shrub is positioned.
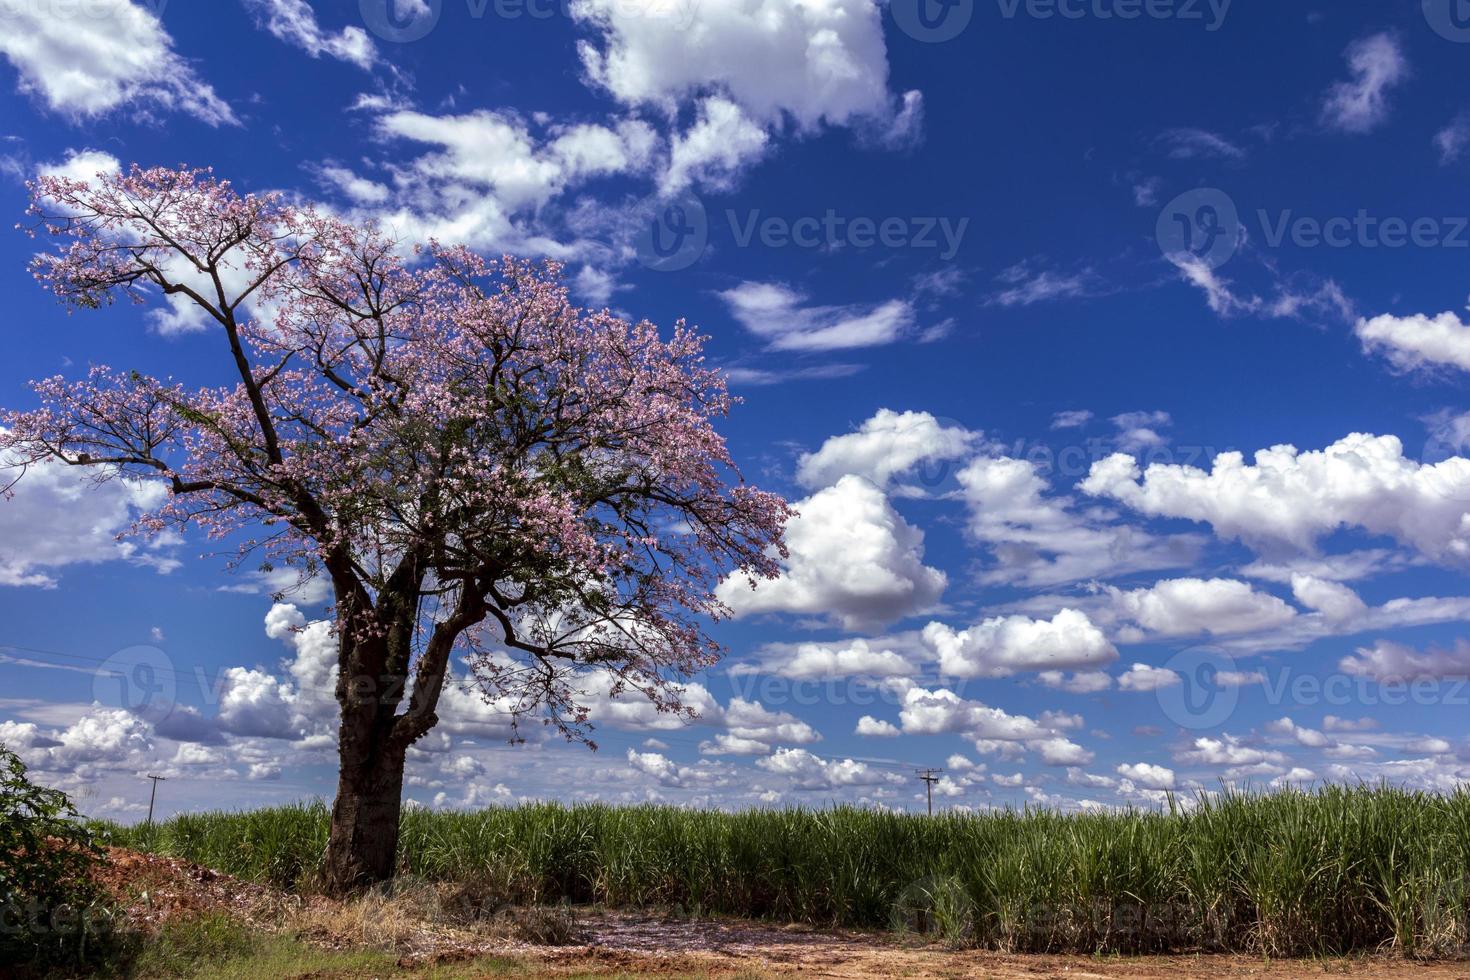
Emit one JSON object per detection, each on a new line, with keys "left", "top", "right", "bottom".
{"left": 0, "top": 742, "right": 115, "bottom": 970}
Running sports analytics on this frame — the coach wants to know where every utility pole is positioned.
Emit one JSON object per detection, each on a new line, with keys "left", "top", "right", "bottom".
{"left": 915, "top": 768, "right": 943, "bottom": 816}
{"left": 145, "top": 774, "right": 166, "bottom": 826}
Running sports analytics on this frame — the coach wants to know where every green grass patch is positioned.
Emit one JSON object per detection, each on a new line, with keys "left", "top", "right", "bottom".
{"left": 97, "top": 785, "right": 1470, "bottom": 957}
{"left": 115, "top": 922, "right": 754, "bottom": 980}
{"left": 99, "top": 914, "right": 502, "bottom": 979}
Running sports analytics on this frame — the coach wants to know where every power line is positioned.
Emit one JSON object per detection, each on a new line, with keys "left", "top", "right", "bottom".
{"left": 915, "top": 768, "right": 943, "bottom": 816}
{"left": 1, "top": 641, "right": 219, "bottom": 682}
{"left": 145, "top": 774, "right": 166, "bottom": 825}
{"left": 4, "top": 640, "right": 938, "bottom": 780}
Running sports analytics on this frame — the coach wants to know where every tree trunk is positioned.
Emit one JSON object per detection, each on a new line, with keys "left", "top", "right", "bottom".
{"left": 319, "top": 572, "right": 441, "bottom": 895}
{"left": 322, "top": 704, "right": 407, "bottom": 893}
{"left": 322, "top": 614, "right": 412, "bottom": 894}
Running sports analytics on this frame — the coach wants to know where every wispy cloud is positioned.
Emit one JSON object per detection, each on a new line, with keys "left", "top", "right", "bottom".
{"left": 1435, "top": 113, "right": 1470, "bottom": 165}
{"left": 1321, "top": 33, "right": 1407, "bottom": 134}
{"left": 1156, "top": 128, "right": 1245, "bottom": 160}
{"left": 718, "top": 282, "right": 926, "bottom": 352}
{"left": 988, "top": 262, "right": 1101, "bottom": 308}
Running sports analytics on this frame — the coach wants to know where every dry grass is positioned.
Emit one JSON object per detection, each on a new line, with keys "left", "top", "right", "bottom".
{"left": 290, "top": 875, "right": 584, "bottom": 960}
{"left": 85, "top": 848, "right": 1470, "bottom": 978}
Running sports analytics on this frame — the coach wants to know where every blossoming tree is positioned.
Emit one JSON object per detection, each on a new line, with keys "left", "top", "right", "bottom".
{"left": 3, "top": 166, "right": 790, "bottom": 892}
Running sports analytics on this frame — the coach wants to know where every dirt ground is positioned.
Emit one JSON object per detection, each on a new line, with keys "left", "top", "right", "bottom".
{"left": 94, "top": 848, "right": 1470, "bottom": 978}
{"left": 526, "top": 911, "right": 1470, "bottom": 979}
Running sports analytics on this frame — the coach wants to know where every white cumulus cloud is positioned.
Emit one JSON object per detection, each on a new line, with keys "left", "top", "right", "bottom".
{"left": 796, "top": 409, "right": 977, "bottom": 492}
{"left": 1082, "top": 434, "right": 1470, "bottom": 564}
{"left": 0, "top": 0, "right": 234, "bottom": 122}
{"left": 716, "top": 476, "right": 945, "bottom": 630}
{"left": 923, "top": 609, "right": 1117, "bottom": 679}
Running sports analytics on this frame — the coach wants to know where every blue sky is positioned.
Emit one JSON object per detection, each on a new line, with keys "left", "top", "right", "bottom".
{"left": 6, "top": 0, "right": 1470, "bottom": 819}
